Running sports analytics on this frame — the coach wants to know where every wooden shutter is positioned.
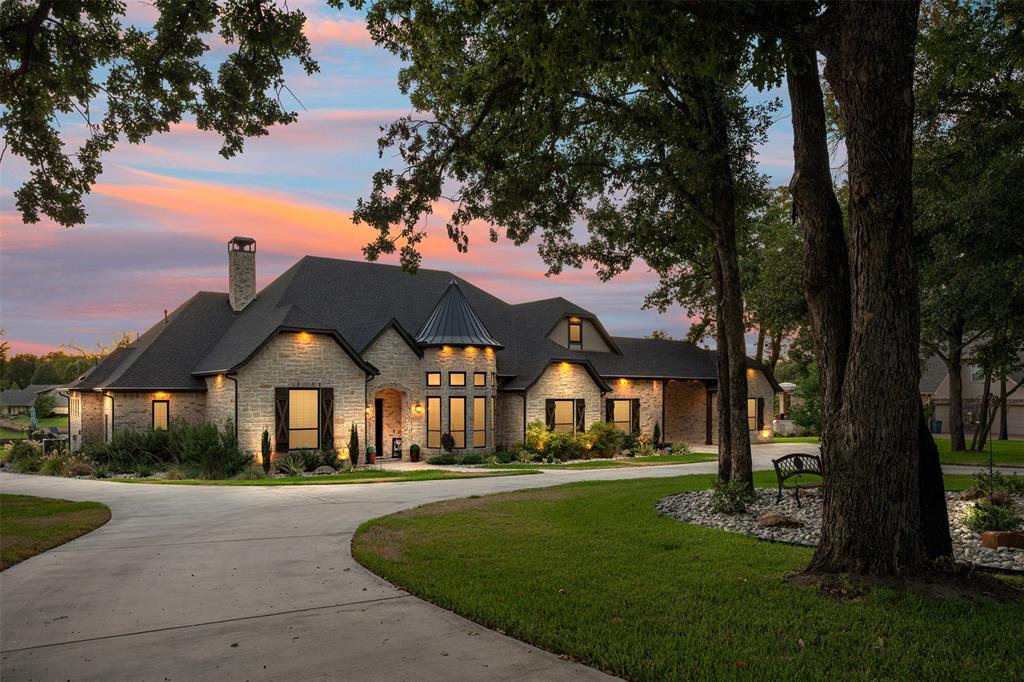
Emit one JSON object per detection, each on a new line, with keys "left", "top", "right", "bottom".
{"left": 274, "top": 388, "right": 289, "bottom": 452}
{"left": 319, "top": 387, "right": 334, "bottom": 450}
{"left": 575, "top": 399, "right": 586, "bottom": 433}
{"left": 630, "top": 398, "right": 640, "bottom": 434}
{"left": 756, "top": 397, "right": 764, "bottom": 431}
{"left": 545, "top": 399, "right": 555, "bottom": 430}
{"left": 606, "top": 399, "right": 614, "bottom": 422}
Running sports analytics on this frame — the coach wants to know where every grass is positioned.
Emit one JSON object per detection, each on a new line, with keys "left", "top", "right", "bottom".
{"left": 0, "top": 428, "right": 26, "bottom": 440}
{"left": 111, "top": 468, "right": 536, "bottom": 486}
{"left": 773, "top": 436, "right": 821, "bottom": 444}
{"left": 483, "top": 453, "right": 718, "bottom": 470}
{"left": 353, "top": 471, "right": 1022, "bottom": 681}
{"left": 4, "top": 415, "right": 67, "bottom": 428}
{"left": 1, "top": 494, "right": 110, "bottom": 570}
{"left": 772, "top": 436, "right": 1024, "bottom": 468}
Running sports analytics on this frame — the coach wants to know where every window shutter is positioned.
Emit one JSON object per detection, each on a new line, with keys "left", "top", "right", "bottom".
{"left": 274, "top": 388, "right": 289, "bottom": 453}
{"left": 606, "top": 399, "right": 614, "bottom": 422}
{"left": 756, "top": 397, "right": 764, "bottom": 431}
{"left": 630, "top": 398, "right": 640, "bottom": 434}
{"left": 319, "top": 387, "right": 334, "bottom": 450}
{"left": 575, "top": 399, "right": 585, "bottom": 433}
{"left": 545, "top": 399, "right": 555, "bottom": 430}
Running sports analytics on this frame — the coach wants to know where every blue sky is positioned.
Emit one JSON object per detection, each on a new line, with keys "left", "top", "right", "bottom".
{"left": 0, "top": 1, "right": 796, "bottom": 356}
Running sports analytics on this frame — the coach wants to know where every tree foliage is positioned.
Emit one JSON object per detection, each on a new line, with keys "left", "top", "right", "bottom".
{"left": 2, "top": 0, "right": 318, "bottom": 226}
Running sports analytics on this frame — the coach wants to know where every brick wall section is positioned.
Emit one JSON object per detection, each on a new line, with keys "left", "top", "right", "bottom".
{"left": 69, "top": 391, "right": 105, "bottom": 451}
{"left": 112, "top": 392, "right": 206, "bottom": 435}
{"left": 233, "top": 332, "right": 367, "bottom": 456}
{"left": 603, "top": 378, "right": 663, "bottom": 440}
{"left": 524, "top": 362, "right": 602, "bottom": 432}
{"left": 496, "top": 392, "right": 525, "bottom": 448}
{"left": 205, "top": 373, "right": 234, "bottom": 433}
{"left": 664, "top": 380, "right": 709, "bottom": 446}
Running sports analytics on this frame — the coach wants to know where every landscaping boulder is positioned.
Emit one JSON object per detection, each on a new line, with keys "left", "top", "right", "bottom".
{"left": 757, "top": 512, "right": 802, "bottom": 529}
{"left": 313, "top": 466, "right": 337, "bottom": 475}
{"left": 979, "top": 531, "right": 1024, "bottom": 549}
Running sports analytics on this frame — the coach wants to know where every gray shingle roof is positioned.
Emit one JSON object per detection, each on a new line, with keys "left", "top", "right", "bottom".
{"left": 69, "top": 255, "right": 780, "bottom": 393}
{"left": 415, "top": 281, "right": 502, "bottom": 348}
{"left": 0, "top": 384, "right": 65, "bottom": 408}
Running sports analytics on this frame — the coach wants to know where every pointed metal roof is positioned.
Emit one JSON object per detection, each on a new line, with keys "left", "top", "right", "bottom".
{"left": 415, "top": 280, "right": 503, "bottom": 348}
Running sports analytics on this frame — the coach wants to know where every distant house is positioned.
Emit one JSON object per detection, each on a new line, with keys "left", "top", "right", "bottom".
{"left": 0, "top": 384, "right": 69, "bottom": 417}
{"left": 920, "top": 354, "right": 1023, "bottom": 438}
{"left": 67, "top": 237, "right": 781, "bottom": 457}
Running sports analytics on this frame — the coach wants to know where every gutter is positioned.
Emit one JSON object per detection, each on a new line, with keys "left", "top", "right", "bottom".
{"left": 59, "top": 390, "right": 70, "bottom": 448}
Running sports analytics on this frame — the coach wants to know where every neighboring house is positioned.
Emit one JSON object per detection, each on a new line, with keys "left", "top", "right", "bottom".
{"left": 920, "top": 354, "right": 1024, "bottom": 438}
{"left": 0, "top": 384, "right": 68, "bottom": 417}
{"left": 67, "top": 237, "right": 781, "bottom": 458}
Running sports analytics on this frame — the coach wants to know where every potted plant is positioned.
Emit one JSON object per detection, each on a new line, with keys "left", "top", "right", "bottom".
{"left": 366, "top": 445, "right": 376, "bottom": 464}
{"left": 409, "top": 443, "right": 421, "bottom": 463}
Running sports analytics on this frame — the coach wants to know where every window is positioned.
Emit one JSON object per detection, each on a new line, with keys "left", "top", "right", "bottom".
{"left": 473, "top": 396, "right": 487, "bottom": 447}
{"left": 426, "top": 397, "right": 441, "bottom": 449}
{"left": 449, "top": 371, "right": 466, "bottom": 387}
{"left": 473, "top": 372, "right": 487, "bottom": 387}
{"left": 551, "top": 399, "right": 574, "bottom": 432}
{"left": 152, "top": 400, "right": 169, "bottom": 431}
{"left": 568, "top": 318, "right": 582, "bottom": 350}
{"left": 288, "top": 388, "right": 319, "bottom": 449}
{"left": 747, "top": 398, "right": 763, "bottom": 432}
{"left": 449, "top": 396, "right": 466, "bottom": 448}
{"left": 611, "top": 399, "right": 631, "bottom": 433}
{"left": 426, "top": 372, "right": 441, "bottom": 387}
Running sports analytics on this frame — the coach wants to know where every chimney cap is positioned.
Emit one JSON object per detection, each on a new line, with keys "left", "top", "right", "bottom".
{"left": 229, "top": 236, "right": 256, "bottom": 251}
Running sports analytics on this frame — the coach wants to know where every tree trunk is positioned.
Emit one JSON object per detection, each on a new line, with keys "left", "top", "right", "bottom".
{"left": 755, "top": 328, "right": 765, "bottom": 363}
{"left": 712, "top": 254, "right": 732, "bottom": 483}
{"left": 787, "top": 0, "right": 945, "bottom": 575}
{"left": 768, "top": 331, "right": 783, "bottom": 372}
{"left": 999, "top": 378, "right": 1008, "bottom": 440}
{"left": 944, "top": 318, "right": 966, "bottom": 451}
{"left": 918, "top": 404, "right": 952, "bottom": 559}
{"left": 708, "top": 93, "right": 753, "bottom": 489}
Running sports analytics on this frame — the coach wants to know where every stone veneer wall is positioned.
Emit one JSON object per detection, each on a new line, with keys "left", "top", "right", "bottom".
{"left": 69, "top": 391, "right": 105, "bottom": 451}
{"left": 664, "top": 380, "right": 710, "bottom": 445}
{"left": 747, "top": 369, "right": 777, "bottom": 443}
{"left": 524, "top": 363, "right": 602, "bottom": 432}
{"left": 362, "top": 328, "right": 422, "bottom": 458}
{"left": 602, "top": 378, "right": 663, "bottom": 440}
{"left": 112, "top": 392, "right": 207, "bottom": 435}
{"left": 496, "top": 392, "right": 525, "bottom": 449}
{"left": 232, "top": 331, "right": 367, "bottom": 455}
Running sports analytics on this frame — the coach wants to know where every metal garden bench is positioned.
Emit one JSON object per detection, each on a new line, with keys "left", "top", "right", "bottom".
{"left": 772, "top": 453, "right": 823, "bottom": 507}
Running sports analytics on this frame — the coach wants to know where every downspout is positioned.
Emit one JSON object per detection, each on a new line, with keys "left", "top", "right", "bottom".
{"left": 660, "top": 380, "right": 666, "bottom": 444}
{"left": 520, "top": 392, "right": 527, "bottom": 443}
{"left": 224, "top": 375, "right": 239, "bottom": 437}
{"left": 101, "top": 390, "right": 115, "bottom": 441}
{"left": 59, "top": 390, "right": 70, "bottom": 450}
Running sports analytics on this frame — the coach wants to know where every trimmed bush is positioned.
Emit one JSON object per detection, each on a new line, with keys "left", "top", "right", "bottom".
{"left": 670, "top": 441, "right": 693, "bottom": 456}
{"left": 461, "top": 453, "right": 484, "bottom": 465}
{"left": 277, "top": 453, "right": 306, "bottom": 477}
{"left": 545, "top": 430, "right": 583, "bottom": 461}
{"left": 427, "top": 454, "right": 457, "bottom": 465}
{"left": 524, "top": 421, "right": 549, "bottom": 453}
{"left": 297, "top": 449, "right": 321, "bottom": 472}
{"left": 441, "top": 433, "right": 455, "bottom": 453}
{"left": 494, "top": 451, "right": 515, "bottom": 464}
{"left": 963, "top": 502, "right": 1021, "bottom": 533}
{"left": 586, "top": 421, "right": 623, "bottom": 457}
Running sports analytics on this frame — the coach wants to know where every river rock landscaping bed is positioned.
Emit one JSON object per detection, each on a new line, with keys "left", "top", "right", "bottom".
{"left": 656, "top": 489, "right": 1024, "bottom": 572}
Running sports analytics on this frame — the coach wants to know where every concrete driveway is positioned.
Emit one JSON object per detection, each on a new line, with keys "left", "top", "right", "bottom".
{"left": 0, "top": 443, "right": 979, "bottom": 681}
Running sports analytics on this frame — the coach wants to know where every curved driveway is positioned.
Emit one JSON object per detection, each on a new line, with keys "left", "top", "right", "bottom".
{"left": 0, "top": 444, "right": 983, "bottom": 681}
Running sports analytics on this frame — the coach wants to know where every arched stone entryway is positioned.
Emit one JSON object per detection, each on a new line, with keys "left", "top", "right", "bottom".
{"left": 372, "top": 387, "right": 406, "bottom": 459}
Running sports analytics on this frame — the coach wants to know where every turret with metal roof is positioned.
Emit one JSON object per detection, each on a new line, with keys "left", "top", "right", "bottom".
{"left": 414, "top": 280, "right": 503, "bottom": 348}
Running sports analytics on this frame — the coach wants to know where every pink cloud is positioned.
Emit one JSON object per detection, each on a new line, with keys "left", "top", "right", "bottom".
{"left": 6, "top": 339, "right": 61, "bottom": 355}
{"left": 304, "top": 16, "right": 375, "bottom": 49}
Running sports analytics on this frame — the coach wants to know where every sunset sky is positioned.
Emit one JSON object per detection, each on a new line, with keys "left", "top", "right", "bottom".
{"left": 0, "top": 1, "right": 796, "bottom": 357}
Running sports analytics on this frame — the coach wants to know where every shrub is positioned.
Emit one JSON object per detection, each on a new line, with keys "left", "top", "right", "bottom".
{"left": 461, "top": 453, "right": 484, "bottom": 465}
{"left": 65, "top": 460, "right": 95, "bottom": 477}
{"left": 349, "top": 424, "right": 360, "bottom": 466}
{"left": 261, "top": 429, "right": 272, "bottom": 474}
{"left": 427, "top": 454, "right": 457, "bottom": 465}
{"left": 10, "top": 440, "right": 40, "bottom": 463}
{"left": 39, "top": 453, "right": 70, "bottom": 476}
{"left": 545, "top": 430, "right": 583, "bottom": 461}
{"left": 710, "top": 478, "right": 756, "bottom": 514}
{"left": 494, "top": 451, "right": 515, "bottom": 464}
{"left": 167, "top": 421, "right": 251, "bottom": 479}
{"left": 975, "top": 470, "right": 1024, "bottom": 497}
{"left": 670, "top": 441, "right": 693, "bottom": 456}
{"left": 633, "top": 441, "right": 657, "bottom": 457}
{"left": 85, "top": 429, "right": 169, "bottom": 473}
{"left": 963, "top": 502, "right": 1021, "bottom": 533}
{"left": 652, "top": 422, "right": 661, "bottom": 446}
{"left": 524, "top": 421, "right": 549, "bottom": 453}
{"left": 164, "top": 465, "right": 191, "bottom": 480}
{"left": 297, "top": 449, "right": 321, "bottom": 472}
{"left": 11, "top": 454, "right": 42, "bottom": 473}
{"left": 320, "top": 444, "right": 338, "bottom": 469}
{"left": 440, "top": 433, "right": 455, "bottom": 453}
{"left": 791, "top": 364, "right": 822, "bottom": 435}
{"left": 277, "top": 453, "right": 305, "bottom": 477}
{"left": 92, "top": 463, "right": 110, "bottom": 479}
{"left": 586, "top": 421, "right": 623, "bottom": 458}
{"left": 621, "top": 431, "right": 639, "bottom": 453}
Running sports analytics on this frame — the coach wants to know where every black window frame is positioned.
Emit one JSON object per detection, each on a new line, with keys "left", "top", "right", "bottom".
{"left": 448, "top": 396, "right": 467, "bottom": 448}
{"left": 551, "top": 398, "right": 577, "bottom": 432}
{"left": 287, "top": 387, "right": 321, "bottom": 451}
{"left": 473, "top": 396, "right": 487, "bottom": 447}
{"left": 473, "top": 371, "right": 487, "bottom": 387}
{"left": 568, "top": 318, "right": 583, "bottom": 350}
{"left": 426, "top": 395, "right": 442, "bottom": 449}
{"left": 425, "top": 371, "right": 442, "bottom": 387}
{"left": 610, "top": 399, "right": 632, "bottom": 433}
{"left": 152, "top": 400, "right": 169, "bottom": 431}
{"left": 448, "top": 371, "right": 466, "bottom": 387}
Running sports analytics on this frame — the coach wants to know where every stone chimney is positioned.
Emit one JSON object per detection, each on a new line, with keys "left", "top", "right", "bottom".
{"left": 228, "top": 236, "right": 256, "bottom": 311}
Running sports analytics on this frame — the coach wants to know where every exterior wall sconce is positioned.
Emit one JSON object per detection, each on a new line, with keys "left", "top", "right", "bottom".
{"left": 412, "top": 402, "right": 424, "bottom": 415}
{"left": 365, "top": 405, "right": 373, "bottom": 415}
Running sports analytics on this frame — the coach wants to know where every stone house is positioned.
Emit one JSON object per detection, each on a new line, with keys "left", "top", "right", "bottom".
{"left": 67, "top": 237, "right": 780, "bottom": 458}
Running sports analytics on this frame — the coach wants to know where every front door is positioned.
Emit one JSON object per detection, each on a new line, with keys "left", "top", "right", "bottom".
{"left": 374, "top": 398, "right": 384, "bottom": 454}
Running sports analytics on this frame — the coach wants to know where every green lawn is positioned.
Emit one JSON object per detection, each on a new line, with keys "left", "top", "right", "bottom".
{"left": 1, "top": 494, "right": 110, "bottom": 570}
{"left": 112, "top": 468, "right": 536, "bottom": 485}
{"left": 483, "top": 453, "right": 718, "bottom": 470}
{"left": 773, "top": 436, "right": 821, "bottom": 444}
{"left": 773, "top": 435, "right": 1024, "bottom": 468}
{"left": 353, "top": 471, "right": 1022, "bottom": 681}
{"left": 4, "top": 415, "right": 68, "bottom": 428}
{"left": 0, "top": 428, "right": 26, "bottom": 440}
